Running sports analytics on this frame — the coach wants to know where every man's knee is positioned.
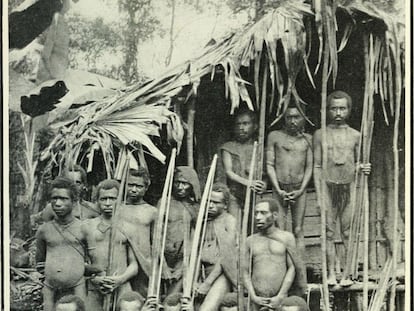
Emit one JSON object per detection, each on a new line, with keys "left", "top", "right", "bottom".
{"left": 326, "top": 227, "right": 335, "bottom": 241}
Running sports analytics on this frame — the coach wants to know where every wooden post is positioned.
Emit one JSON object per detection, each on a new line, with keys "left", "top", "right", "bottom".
{"left": 187, "top": 98, "right": 196, "bottom": 168}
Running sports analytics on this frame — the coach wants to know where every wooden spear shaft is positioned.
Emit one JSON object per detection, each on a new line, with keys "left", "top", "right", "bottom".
{"left": 148, "top": 148, "right": 177, "bottom": 301}
{"left": 103, "top": 152, "right": 130, "bottom": 311}
{"left": 183, "top": 155, "right": 218, "bottom": 300}
{"left": 320, "top": 0, "right": 331, "bottom": 308}
{"left": 238, "top": 142, "right": 258, "bottom": 311}
{"left": 155, "top": 152, "right": 176, "bottom": 299}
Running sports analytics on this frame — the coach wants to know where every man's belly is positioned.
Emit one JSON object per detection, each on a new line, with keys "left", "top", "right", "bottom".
{"left": 45, "top": 247, "right": 84, "bottom": 288}
{"left": 252, "top": 255, "right": 286, "bottom": 297}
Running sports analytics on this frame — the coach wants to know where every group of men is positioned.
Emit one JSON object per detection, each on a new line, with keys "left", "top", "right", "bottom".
{"left": 33, "top": 90, "right": 370, "bottom": 311}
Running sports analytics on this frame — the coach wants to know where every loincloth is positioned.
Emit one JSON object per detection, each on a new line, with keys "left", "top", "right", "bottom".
{"left": 326, "top": 182, "right": 351, "bottom": 210}
{"left": 44, "top": 276, "right": 84, "bottom": 291}
{"left": 279, "top": 182, "right": 302, "bottom": 193}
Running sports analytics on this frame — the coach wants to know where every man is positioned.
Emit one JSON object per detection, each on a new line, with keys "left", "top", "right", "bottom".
{"left": 32, "top": 165, "right": 100, "bottom": 225}
{"left": 243, "top": 199, "right": 305, "bottom": 311}
{"left": 116, "top": 168, "right": 158, "bottom": 296}
{"left": 86, "top": 179, "right": 139, "bottom": 310}
{"left": 313, "top": 91, "right": 371, "bottom": 285}
{"left": 219, "top": 109, "right": 266, "bottom": 218}
{"left": 195, "top": 183, "right": 238, "bottom": 311}
{"left": 161, "top": 166, "right": 201, "bottom": 294}
{"left": 35, "top": 177, "right": 99, "bottom": 311}
{"left": 55, "top": 295, "right": 85, "bottom": 311}
{"left": 266, "top": 105, "right": 312, "bottom": 283}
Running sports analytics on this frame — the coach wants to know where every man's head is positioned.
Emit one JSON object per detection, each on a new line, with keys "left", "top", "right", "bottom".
{"left": 280, "top": 296, "right": 310, "bottom": 311}
{"left": 96, "top": 179, "right": 120, "bottom": 216}
{"left": 220, "top": 293, "right": 238, "bottom": 311}
{"left": 50, "top": 176, "right": 78, "bottom": 218}
{"left": 64, "top": 164, "right": 87, "bottom": 196}
{"left": 284, "top": 105, "right": 305, "bottom": 134}
{"left": 117, "top": 291, "right": 144, "bottom": 311}
{"left": 55, "top": 295, "right": 85, "bottom": 311}
{"left": 254, "top": 199, "right": 278, "bottom": 231}
{"left": 126, "top": 168, "right": 151, "bottom": 204}
{"left": 163, "top": 293, "right": 182, "bottom": 311}
{"left": 172, "top": 167, "right": 200, "bottom": 201}
{"left": 234, "top": 109, "right": 258, "bottom": 143}
{"left": 327, "top": 91, "right": 352, "bottom": 125}
{"left": 208, "top": 183, "right": 230, "bottom": 219}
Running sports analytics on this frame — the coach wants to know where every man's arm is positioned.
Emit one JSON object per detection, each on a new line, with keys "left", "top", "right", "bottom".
{"left": 222, "top": 150, "right": 249, "bottom": 187}
{"left": 35, "top": 227, "right": 46, "bottom": 273}
{"left": 300, "top": 136, "right": 314, "bottom": 192}
{"left": 242, "top": 239, "right": 256, "bottom": 297}
{"left": 196, "top": 262, "right": 223, "bottom": 296}
{"left": 266, "top": 132, "right": 283, "bottom": 195}
{"left": 223, "top": 149, "right": 266, "bottom": 193}
{"left": 81, "top": 222, "right": 101, "bottom": 272}
{"left": 105, "top": 243, "right": 139, "bottom": 290}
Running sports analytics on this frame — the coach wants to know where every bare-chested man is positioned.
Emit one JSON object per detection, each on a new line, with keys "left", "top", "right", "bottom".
{"left": 195, "top": 183, "right": 238, "bottom": 311}
{"left": 86, "top": 179, "right": 139, "bottom": 310}
{"left": 36, "top": 177, "right": 100, "bottom": 311}
{"left": 219, "top": 109, "right": 266, "bottom": 219}
{"left": 266, "top": 105, "right": 312, "bottom": 283}
{"left": 160, "top": 166, "right": 201, "bottom": 295}
{"left": 32, "top": 165, "right": 100, "bottom": 226}
{"left": 116, "top": 168, "right": 158, "bottom": 296}
{"left": 243, "top": 199, "right": 297, "bottom": 311}
{"left": 313, "top": 91, "right": 371, "bottom": 285}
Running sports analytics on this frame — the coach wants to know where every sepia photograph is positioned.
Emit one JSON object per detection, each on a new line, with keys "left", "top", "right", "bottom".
{"left": 3, "top": 0, "right": 409, "bottom": 310}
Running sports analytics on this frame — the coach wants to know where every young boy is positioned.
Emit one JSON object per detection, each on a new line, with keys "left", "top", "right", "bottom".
{"left": 35, "top": 177, "right": 99, "bottom": 311}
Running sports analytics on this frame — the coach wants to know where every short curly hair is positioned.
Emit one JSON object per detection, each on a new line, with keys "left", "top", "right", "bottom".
{"left": 56, "top": 295, "right": 85, "bottom": 311}
{"left": 50, "top": 176, "right": 78, "bottom": 201}
{"left": 327, "top": 90, "right": 352, "bottom": 110}
{"left": 211, "top": 182, "right": 230, "bottom": 205}
{"left": 129, "top": 167, "right": 151, "bottom": 186}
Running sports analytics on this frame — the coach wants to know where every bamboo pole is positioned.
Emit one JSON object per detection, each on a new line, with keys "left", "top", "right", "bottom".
{"left": 187, "top": 99, "right": 196, "bottom": 168}
{"left": 103, "top": 152, "right": 130, "bottom": 311}
{"left": 238, "top": 142, "right": 258, "bottom": 311}
{"left": 183, "top": 155, "right": 218, "bottom": 301}
{"left": 389, "top": 21, "right": 402, "bottom": 311}
{"left": 319, "top": 0, "right": 331, "bottom": 308}
{"left": 148, "top": 148, "right": 177, "bottom": 303}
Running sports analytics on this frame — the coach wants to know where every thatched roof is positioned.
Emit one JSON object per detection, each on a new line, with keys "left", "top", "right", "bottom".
{"left": 42, "top": 0, "right": 404, "bottom": 175}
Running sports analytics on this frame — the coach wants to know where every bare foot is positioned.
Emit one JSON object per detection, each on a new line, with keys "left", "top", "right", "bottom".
{"left": 327, "top": 275, "right": 337, "bottom": 286}
{"left": 339, "top": 278, "right": 354, "bottom": 287}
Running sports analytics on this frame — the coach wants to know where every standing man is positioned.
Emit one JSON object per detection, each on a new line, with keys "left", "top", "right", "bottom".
{"left": 219, "top": 109, "right": 266, "bottom": 218}
{"left": 266, "top": 105, "right": 312, "bottom": 282}
{"left": 243, "top": 199, "right": 305, "bottom": 311}
{"left": 35, "top": 177, "right": 100, "bottom": 311}
{"left": 161, "top": 166, "right": 201, "bottom": 294}
{"left": 31, "top": 165, "right": 100, "bottom": 225}
{"left": 313, "top": 91, "right": 371, "bottom": 285}
{"left": 116, "top": 168, "right": 158, "bottom": 297}
{"left": 195, "top": 183, "right": 238, "bottom": 311}
{"left": 86, "top": 179, "right": 139, "bottom": 310}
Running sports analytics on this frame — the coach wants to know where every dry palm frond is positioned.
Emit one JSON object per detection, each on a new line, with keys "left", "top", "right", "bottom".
{"left": 42, "top": 98, "right": 184, "bottom": 177}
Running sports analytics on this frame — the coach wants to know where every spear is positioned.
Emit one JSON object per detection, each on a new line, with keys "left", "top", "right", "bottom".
{"left": 239, "top": 141, "right": 258, "bottom": 311}
{"left": 147, "top": 148, "right": 177, "bottom": 306}
{"left": 103, "top": 149, "right": 130, "bottom": 311}
{"left": 183, "top": 155, "right": 218, "bottom": 302}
